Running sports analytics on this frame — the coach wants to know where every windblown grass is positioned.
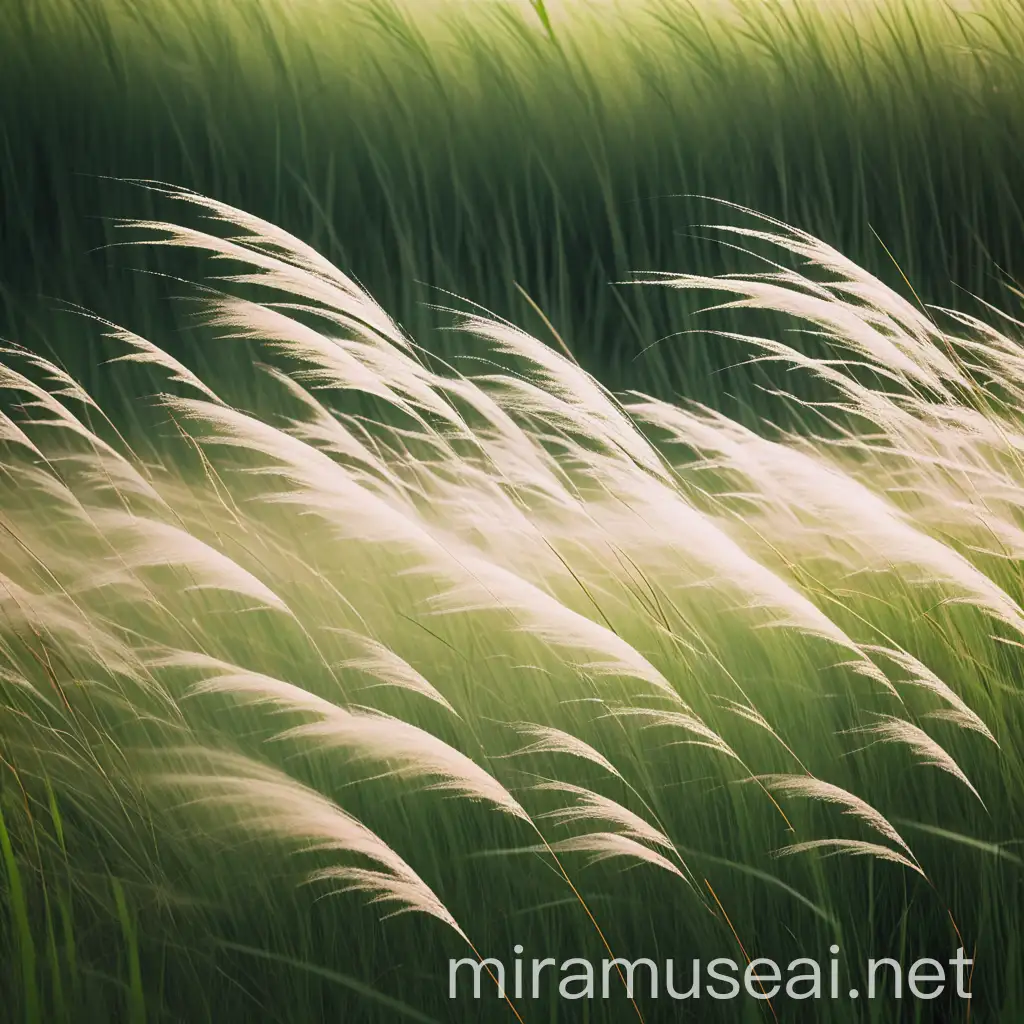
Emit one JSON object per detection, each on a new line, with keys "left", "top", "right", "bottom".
{"left": 3, "top": 0, "right": 1024, "bottom": 402}
{"left": 0, "top": 188, "right": 1021, "bottom": 1022}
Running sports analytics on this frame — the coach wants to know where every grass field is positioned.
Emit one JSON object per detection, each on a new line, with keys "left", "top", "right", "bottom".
{"left": 1, "top": 187, "right": 1022, "bottom": 1022}
{"left": 3, "top": 0, "right": 1024, "bottom": 403}
{"left": 1, "top": 1, "right": 1023, "bottom": 1022}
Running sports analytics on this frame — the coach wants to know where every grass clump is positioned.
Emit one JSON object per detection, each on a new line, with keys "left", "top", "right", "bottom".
{"left": 0, "top": 187, "right": 1021, "bottom": 1021}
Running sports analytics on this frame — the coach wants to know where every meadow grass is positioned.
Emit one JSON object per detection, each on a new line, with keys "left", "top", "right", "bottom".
{"left": 2, "top": 0, "right": 1024, "bottom": 406}
{"left": 0, "top": 188, "right": 1021, "bottom": 1021}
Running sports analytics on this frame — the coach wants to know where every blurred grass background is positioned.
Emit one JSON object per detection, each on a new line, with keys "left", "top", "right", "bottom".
{"left": 3, "top": 0, "right": 1023, "bottom": 408}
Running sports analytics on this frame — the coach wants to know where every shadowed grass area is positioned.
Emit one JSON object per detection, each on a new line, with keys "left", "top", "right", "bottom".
{"left": 2, "top": 0, "right": 1024, "bottom": 406}
{"left": 0, "top": 190, "right": 1021, "bottom": 1022}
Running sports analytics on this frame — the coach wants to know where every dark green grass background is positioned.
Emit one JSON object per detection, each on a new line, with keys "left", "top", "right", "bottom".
{"left": 3, "top": 0, "right": 1024, "bottom": 406}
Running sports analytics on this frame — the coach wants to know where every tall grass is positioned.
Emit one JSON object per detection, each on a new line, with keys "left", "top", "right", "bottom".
{"left": 3, "top": 0, "right": 1024, "bottom": 403}
{"left": 0, "top": 187, "right": 1021, "bottom": 1021}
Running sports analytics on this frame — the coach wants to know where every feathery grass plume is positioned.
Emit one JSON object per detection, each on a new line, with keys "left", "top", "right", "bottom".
{"left": 0, "top": 572, "right": 142, "bottom": 683}
{"left": 202, "top": 295, "right": 453, "bottom": 428}
{"left": 630, "top": 395, "right": 1024, "bottom": 637}
{"left": 77, "top": 509, "right": 291, "bottom": 613}
{"left": 151, "top": 749, "right": 468, "bottom": 935}
{"left": 435, "top": 375, "right": 577, "bottom": 508}
{"left": 160, "top": 660, "right": 497, "bottom": 813}
{"left": 661, "top": 202, "right": 969, "bottom": 387}
{"left": 263, "top": 701, "right": 528, "bottom": 821}
{"left": 635, "top": 268, "right": 953, "bottom": 398}
{"left": 113, "top": 214, "right": 411, "bottom": 355}
{"left": 715, "top": 697, "right": 810, "bottom": 772}
{"left": 0, "top": 356, "right": 168, "bottom": 511}
{"left": 585, "top": 461, "right": 879, "bottom": 658}
{"left": 449, "top": 313, "right": 671, "bottom": 481}
{"left": 250, "top": 363, "right": 407, "bottom": 496}
{"left": 426, "top": 548, "right": 685, "bottom": 705}
{"left": 504, "top": 722, "right": 623, "bottom": 779}
{"left": 156, "top": 396, "right": 433, "bottom": 546}
{"left": 97, "top": 320, "right": 225, "bottom": 405}
{"left": 858, "top": 644, "right": 997, "bottom": 744}
{"left": 154, "top": 651, "right": 343, "bottom": 720}
{"left": 846, "top": 714, "right": 986, "bottom": 806}
{"left": 0, "top": 407, "right": 45, "bottom": 458}
{"left": 605, "top": 706, "right": 741, "bottom": 763}
{"left": 1, "top": 344, "right": 108, "bottom": 411}
{"left": 533, "top": 780, "right": 678, "bottom": 853}
{"left": 547, "top": 832, "right": 693, "bottom": 883}
{"left": 128, "top": 181, "right": 415, "bottom": 350}
{"left": 330, "top": 628, "right": 458, "bottom": 715}
{"left": 756, "top": 774, "right": 919, "bottom": 865}
{"left": 776, "top": 839, "right": 927, "bottom": 878}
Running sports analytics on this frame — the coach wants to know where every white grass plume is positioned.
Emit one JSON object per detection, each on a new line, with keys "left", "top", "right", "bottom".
{"left": 531, "top": 778, "right": 686, "bottom": 872}
{"left": 504, "top": 722, "right": 623, "bottom": 778}
{"left": 776, "top": 838, "right": 926, "bottom": 877}
{"left": 605, "top": 706, "right": 740, "bottom": 763}
{"left": 860, "top": 645, "right": 996, "bottom": 744}
{"left": 0, "top": 359, "right": 168, "bottom": 510}
{"left": 630, "top": 398, "right": 1024, "bottom": 640}
{"left": 152, "top": 749, "right": 467, "bottom": 935}
{"left": 281, "top": 707, "right": 529, "bottom": 820}
{"left": 157, "top": 396, "right": 434, "bottom": 548}
{"left": 545, "top": 833, "right": 692, "bottom": 883}
{"left": 127, "top": 182, "right": 414, "bottom": 352}
{"left": 151, "top": 650, "right": 343, "bottom": 719}
{"left": 115, "top": 212, "right": 412, "bottom": 355}
{"left": 452, "top": 314, "right": 670, "bottom": 482}
{"left": 756, "top": 774, "right": 918, "bottom": 864}
{"left": 329, "top": 627, "right": 457, "bottom": 715}
{"left": 428, "top": 549, "right": 685, "bottom": 705}
{"left": 98, "top": 320, "right": 224, "bottom": 404}
{"left": 847, "top": 714, "right": 986, "bottom": 806}
{"left": 80, "top": 509, "right": 290, "bottom": 613}
{"left": 162, "top": 652, "right": 517, "bottom": 816}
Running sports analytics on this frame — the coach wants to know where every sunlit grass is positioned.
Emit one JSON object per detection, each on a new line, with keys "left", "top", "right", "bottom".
{"left": 0, "top": 188, "right": 1021, "bottom": 1021}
